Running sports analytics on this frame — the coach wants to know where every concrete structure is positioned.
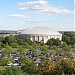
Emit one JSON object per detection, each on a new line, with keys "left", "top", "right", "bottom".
{"left": 19, "top": 27, "right": 62, "bottom": 43}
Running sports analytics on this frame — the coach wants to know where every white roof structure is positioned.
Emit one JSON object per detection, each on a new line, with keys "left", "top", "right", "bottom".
{"left": 20, "top": 27, "right": 61, "bottom": 36}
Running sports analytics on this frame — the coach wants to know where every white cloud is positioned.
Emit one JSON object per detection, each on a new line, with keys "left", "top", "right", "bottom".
{"left": 18, "top": 0, "right": 47, "bottom": 10}
{"left": 18, "top": 0, "right": 73, "bottom": 15}
{"left": 10, "top": 14, "right": 30, "bottom": 19}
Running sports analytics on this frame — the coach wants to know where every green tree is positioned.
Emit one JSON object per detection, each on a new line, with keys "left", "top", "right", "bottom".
{"left": 21, "top": 56, "right": 32, "bottom": 65}
{"left": 21, "top": 56, "right": 38, "bottom": 75}
{"left": 23, "top": 42, "right": 29, "bottom": 48}
{"left": 17, "top": 46, "right": 27, "bottom": 54}
{"left": 11, "top": 43, "right": 19, "bottom": 48}
{"left": 61, "top": 59, "right": 75, "bottom": 75}
{"left": 3, "top": 35, "right": 17, "bottom": 45}
{"left": 17, "top": 39, "right": 24, "bottom": 45}
{"left": 2, "top": 44, "right": 13, "bottom": 56}
{"left": 62, "top": 35, "right": 70, "bottom": 45}
{"left": 46, "top": 38, "right": 61, "bottom": 46}
{"left": 41, "top": 45, "right": 49, "bottom": 53}
{"left": 3, "top": 66, "right": 25, "bottom": 75}
{"left": 0, "top": 57, "right": 13, "bottom": 66}
{"left": 0, "top": 66, "right": 5, "bottom": 74}
{"left": 0, "top": 42, "right": 2, "bottom": 50}
{"left": 54, "top": 38, "right": 61, "bottom": 46}
{"left": 46, "top": 39, "right": 53, "bottom": 46}
{"left": 62, "top": 42, "right": 68, "bottom": 47}
{"left": 25, "top": 39, "right": 32, "bottom": 45}
{"left": 0, "top": 37, "right": 3, "bottom": 42}
{"left": 63, "top": 32, "right": 75, "bottom": 45}
{"left": 70, "top": 36, "right": 75, "bottom": 45}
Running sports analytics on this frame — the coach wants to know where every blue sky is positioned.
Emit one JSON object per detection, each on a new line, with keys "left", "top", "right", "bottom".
{"left": 0, "top": 0, "right": 74, "bottom": 31}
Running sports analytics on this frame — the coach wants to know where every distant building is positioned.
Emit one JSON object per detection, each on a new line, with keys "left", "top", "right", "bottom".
{"left": 59, "top": 31, "right": 75, "bottom": 34}
{"left": 0, "top": 30, "right": 18, "bottom": 37}
{"left": 19, "top": 27, "right": 62, "bottom": 43}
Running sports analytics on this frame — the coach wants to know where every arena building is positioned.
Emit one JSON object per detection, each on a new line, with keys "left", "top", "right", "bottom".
{"left": 18, "top": 27, "right": 62, "bottom": 43}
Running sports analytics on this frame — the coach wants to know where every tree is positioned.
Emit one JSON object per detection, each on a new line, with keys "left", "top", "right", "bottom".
{"left": 17, "top": 39, "right": 24, "bottom": 45}
{"left": 46, "top": 38, "right": 61, "bottom": 46}
{"left": 41, "top": 45, "right": 49, "bottom": 53}
{"left": 70, "top": 36, "right": 75, "bottom": 45}
{"left": 63, "top": 32, "right": 75, "bottom": 45}
{"left": 17, "top": 46, "right": 27, "bottom": 54}
{"left": 2, "top": 44, "right": 13, "bottom": 57}
{"left": 0, "top": 66, "right": 5, "bottom": 74}
{"left": 62, "top": 42, "right": 68, "bottom": 47}
{"left": 11, "top": 43, "right": 19, "bottom": 48}
{"left": 2, "top": 35, "right": 17, "bottom": 45}
{"left": 54, "top": 38, "right": 61, "bottom": 46}
{"left": 38, "top": 59, "right": 57, "bottom": 75}
{"left": 38, "top": 58, "right": 75, "bottom": 75}
{"left": 21, "top": 56, "right": 32, "bottom": 65}
{"left": 0, "top": 57, "right": 13, "bottom": 66}
{"left": 61, "top": 59, "right": 75, "bottom": 75}
{"left": 0, "top": 42, "right": 2, "bottom": 50}
{"left": 21, "top": 56, "right": 38, "bottom": 75}
{"left": 32, "top": 42, "right": 39, "bottom": 49}
{"left": 25, "top": 39, "right": 32, "bottom": 45}
{"left": 62, "top": 42, "right": 72, "bottom": 52}
{"left": 62, "top": 35, "right": 70, "bottom": 45}
{"left": 22, "top": 42, "right": 29, "bottom": 48}
{"left": 46, "top": 39, "right": 53, "bottom": 46}
{"left": 0, "top": 37, "right": 3, "bottom": 42}
{"left": 3, "top": 66, "right": 25, "bottom": 75}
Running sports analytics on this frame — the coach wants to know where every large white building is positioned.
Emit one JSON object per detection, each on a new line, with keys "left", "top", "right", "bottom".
{"left": 19, "top": 27, "right": 62, "bottom": 43}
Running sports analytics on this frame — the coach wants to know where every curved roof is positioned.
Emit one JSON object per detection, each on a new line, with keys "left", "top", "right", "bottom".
{"left": 20, "top": 27, "right": 61, "bottom": 35}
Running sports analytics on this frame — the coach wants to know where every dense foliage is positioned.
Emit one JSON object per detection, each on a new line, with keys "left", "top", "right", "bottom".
{"left": 0, "top": 32, "right": 75, "bottom": 75}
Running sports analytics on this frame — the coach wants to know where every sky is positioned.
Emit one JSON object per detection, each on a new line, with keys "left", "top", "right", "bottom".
{"left": 0, "top": 0, "right": 74, "bottom": 31}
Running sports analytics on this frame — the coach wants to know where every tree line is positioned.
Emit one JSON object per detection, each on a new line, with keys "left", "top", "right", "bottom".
{"left": 0, "top": 32, "right": 75, "bottom": 75}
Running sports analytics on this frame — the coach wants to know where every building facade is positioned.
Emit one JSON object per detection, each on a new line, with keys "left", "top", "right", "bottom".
{"left": 19, "top": 27, "right": 62, "bottom": 43}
